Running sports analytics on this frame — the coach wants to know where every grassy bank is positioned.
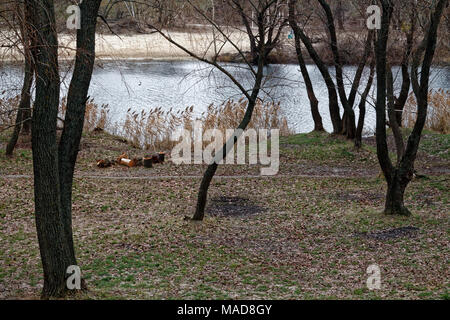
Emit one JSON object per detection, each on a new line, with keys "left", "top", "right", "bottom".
{"left": 0, "top": 129, "right": 448, "bottom": 299}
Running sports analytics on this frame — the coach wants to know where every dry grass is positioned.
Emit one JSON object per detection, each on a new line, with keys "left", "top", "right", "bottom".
{"left": 0, "top": 95, "right": 19, "bottom": 129}
{"left": 403, "top": 89, "right": 450, "bottom": 134}
{"left": 0, "top": 96, "right": 109, "bottom": 134}
{"left": 123, "top": 98, "right": 292, "bottom": 150}
{"left": 1, "top": 96, "right": 291, "bottom": 154}
{"left": 59, "top": 97, "right": 109, "bottom": 133}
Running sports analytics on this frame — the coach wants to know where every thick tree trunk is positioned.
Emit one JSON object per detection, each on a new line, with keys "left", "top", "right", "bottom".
{"left": 288, "top": 2, "right": 324, "bottom": 132}
{"left": 29, "top": 0, "right": 71, "bottom": 299}
{"left": 58, "top": 0, "right": 102, "bottom": 271}
{"left": 384, "top": 171, "right": 411, "bottom": 216}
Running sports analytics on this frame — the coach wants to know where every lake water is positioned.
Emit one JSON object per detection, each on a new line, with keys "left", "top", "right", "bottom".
{"left": 1, "top": 60, "right": 448, "bottom": 134}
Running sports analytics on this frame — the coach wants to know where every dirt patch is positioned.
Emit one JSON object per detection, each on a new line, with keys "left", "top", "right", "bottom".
{"left": 207, "top": 196, "right": 267, "bottom": 218}
{"left": 356, "top": 226, "right": 420, "bottom": 241}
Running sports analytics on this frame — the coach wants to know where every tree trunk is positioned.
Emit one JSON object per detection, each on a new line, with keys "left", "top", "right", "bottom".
{"left": 192, "top": 52, "right": 265, "bottom": 221}
{"left": 375, "top": 0, "right": 395, "bottom": 185}
{"left": 6, "top": 57, "right": 33, "bottom": 155}
{"left": 58, "top": 0, "right": 102, "bottom": 272}
{"left": 5, "top": 1, "right": 34, "bottom": 155}
{"left": 387, "top": 65, "right": 405, "bottom": 163}
{"left": 291, "top": 12, "right": 341, "bottom": 133}
{"left": 29, "top": 0, "right": 71, "bottom": 299}
{"left": 376, "top": 0, "right": 447, "bottom": 216}
{"left": 384, "top": 171, "right": 411, "bottom": 216}
{"left": 318, "top": 0, "right": 355, "bottom": 139}
{"left": 5, "top": 105, "right": 23, "bottom": 156}
{"left": 288, "top": 2, "right": 324, "bottom": 132}
{"left": 355, "top": 61, "right": 375, "bottom": 148}
{"left": 336, "top": 0, "right": 345, "bottom": 31}
{"left": 394, "top": 9, "right": 416, "bottom": 127}
{"left": 348, "top": 31, "right": 374, "bottom": 109}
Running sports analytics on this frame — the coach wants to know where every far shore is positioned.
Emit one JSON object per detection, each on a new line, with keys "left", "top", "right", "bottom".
{"left": 0, "top": 30, "right": 251, "bottom": 63}
{"left": 1, "top": 30, "right": 449, "bottom": 66}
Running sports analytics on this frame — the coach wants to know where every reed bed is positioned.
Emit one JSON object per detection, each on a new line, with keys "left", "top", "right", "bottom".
{"left": 2, "top": 95, "right": 292, "bottom": 151}
{"left": 403, "top": 89, "right": 450, "bottom": 134}
{"left": 58, "top": 97, "right": 109, "bottom": 133}
{"left": 123, "top": 98, "right": 292, "bottom": 151}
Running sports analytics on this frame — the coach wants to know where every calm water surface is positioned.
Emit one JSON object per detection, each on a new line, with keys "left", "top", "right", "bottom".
{"left": 1, "top": 60, "right": 448, "bottom": 134}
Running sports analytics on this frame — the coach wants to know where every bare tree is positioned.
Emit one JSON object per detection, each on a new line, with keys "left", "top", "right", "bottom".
{"left": 287, "top": 0, "right": 342, "bottom": 134}
{"left": 58, "top": 0, "right": 103, "bottom": 280}
{"left": 317, "top": 0, "right": 374, "bottom": 140}
{"left": 28, "top": 0, "right": 102, "bottom": 298}
{"left": 233, "top": 0, "right": 288, "bottom": 64}
{"left": 355, "top": 56, "right": 375, "bottom": 149}
{"left": 4, "top": 0, "right": 34, "bottom": 156}
{"left": 288, "top": 0, "right": 324, "bottom": 132}
{"left": 146, "top": 0, "right": 286, "bottom": 221}
{"left": 375, "top": 0, "right": 448, "bottom": 216}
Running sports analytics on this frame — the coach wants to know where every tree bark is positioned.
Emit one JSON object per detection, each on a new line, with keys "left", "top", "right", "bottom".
{"left": 375, "top": 0, "right": 395, "bottom": 190}
{"left": 348, "top": 31, "right": 374, "bottom": 109}
{"left": 335, "top": 0, "right": 345, "bottom": 31}
{"left": 384, "top": 170, "right": 411, "bottom": 216}
{"left": 394, "top": 6, "right": 416, "bottom": 127}
{"left": 29, "top": 0, "right": 71, "bottom": 298}
{"left": 58, "top": 0, "right": 102, "bottom": 272}
{"left": 20, "top": 1, "right": 33, "bottom": 135}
